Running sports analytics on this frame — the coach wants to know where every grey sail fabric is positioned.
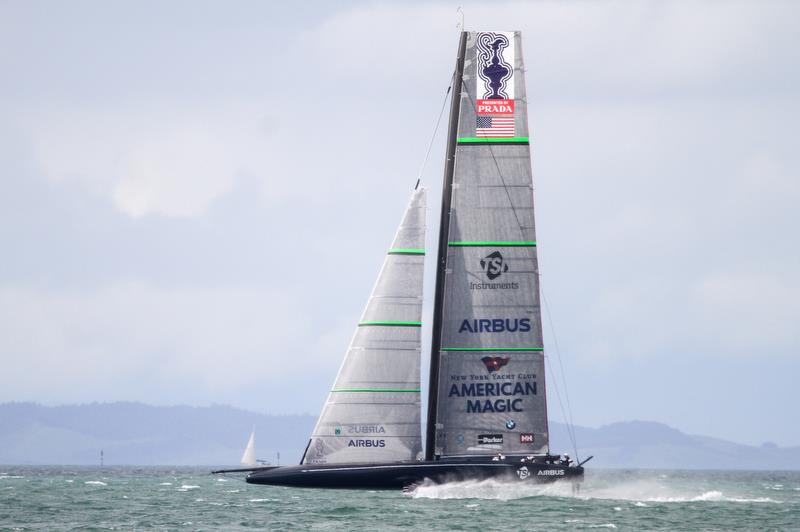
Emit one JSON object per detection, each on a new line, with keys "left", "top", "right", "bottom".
{"left": 302, "top": 188, "right": 426, "bottom": 465}
{"left": 431, "top": 31, "right": 549, "bottom": 457}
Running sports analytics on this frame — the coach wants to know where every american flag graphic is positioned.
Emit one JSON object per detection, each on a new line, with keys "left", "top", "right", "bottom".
{"left": 476, "top": 116, "right": 515, "bottom": 137}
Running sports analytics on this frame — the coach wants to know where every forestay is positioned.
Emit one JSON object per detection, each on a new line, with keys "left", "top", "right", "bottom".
{"left": 302, "top": 189, "right": 426, "bottom": 465}
{"left": 431, "top": 31, "right": 549, "bottom": 458}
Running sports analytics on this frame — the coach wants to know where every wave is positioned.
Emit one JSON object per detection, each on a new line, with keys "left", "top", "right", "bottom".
{"left": 84, "top": 481, "right": 107, "bottom": 486}
{"left": 408, "top": 478, "right": 781, "bottom": 504}
{"left": 585, "top": 481, "right": 781, "bottom": 504}
{"left": 409, "top": 477, "right": 576, "bottom": 500}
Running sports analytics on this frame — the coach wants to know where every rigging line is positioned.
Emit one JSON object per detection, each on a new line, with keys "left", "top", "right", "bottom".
{"left": 542, "top": 340, "right": 579, "bottom": 461}
{"left": 537, "top": 302, "right": 580, "bottom": 460}
{"left": 415, "top": 70, "right": 456, "bottom": 191}
{"left": 541, "top": 283, "right": 580, "bottom": 462}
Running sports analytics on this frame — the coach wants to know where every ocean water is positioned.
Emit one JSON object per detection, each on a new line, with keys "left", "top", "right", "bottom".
{"left": 1, "top": 467, "right": 798, "bottom": 530}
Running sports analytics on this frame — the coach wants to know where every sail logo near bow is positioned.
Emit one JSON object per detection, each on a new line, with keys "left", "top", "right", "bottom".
{"left": 476, "top": 31, "right": 515, "bottom": 116}
{"left": 335, "top": 424, "right": 386, "bottom": 435}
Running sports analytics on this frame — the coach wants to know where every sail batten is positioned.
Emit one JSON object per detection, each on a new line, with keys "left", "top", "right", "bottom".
{"left": 302, "top": 189, "right": 426, "bottom": 465}
{"left": 448, "top": 241, "right": 536, "bottom": 247}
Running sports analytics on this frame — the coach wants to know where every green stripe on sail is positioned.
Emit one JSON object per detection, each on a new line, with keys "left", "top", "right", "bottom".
{"left": 331, "top": 388, "right": 421, "bottom": 393}
{"left": 448, "top": 241, "right": 536, "bottom": 247}
{"left": 441, "top": 347, "right": 544, "bottom": 352}
{"left": 388, "top": 248, "right": 425, "bottom": 255}
{"left": 457, "top": 137, "right": 529, "bottom": 143}
{"left": 358, "top": 321, "right": 422, "bottom": 327}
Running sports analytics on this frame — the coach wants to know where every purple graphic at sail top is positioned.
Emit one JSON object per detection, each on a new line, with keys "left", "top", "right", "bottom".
{"left": 476, "top": 32, "right": 514, "bottom": 100}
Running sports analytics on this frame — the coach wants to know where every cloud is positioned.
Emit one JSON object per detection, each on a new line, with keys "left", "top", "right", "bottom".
{"left": 689, "top": 271, "right": 800, "bottom": 353}
{"left": 26, "top": 106, "right": 272, "bottom": 218}
{"left": 2, "top": 0, "right": 800, "bottom": 444}
{"left": 0, "top": 280, "right": 357, "bottom": 410}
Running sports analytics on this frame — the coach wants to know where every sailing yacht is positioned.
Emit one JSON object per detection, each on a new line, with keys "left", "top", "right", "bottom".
{"left": 240, "top": 430, "right": 257, "bottom": 467}
{"left": 236, "top": 30, "right": 585, "bottom": 488}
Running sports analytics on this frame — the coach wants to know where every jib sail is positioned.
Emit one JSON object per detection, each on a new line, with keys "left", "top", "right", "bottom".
{"left": 302, "top": 188, "right": 426, "bottom": 465}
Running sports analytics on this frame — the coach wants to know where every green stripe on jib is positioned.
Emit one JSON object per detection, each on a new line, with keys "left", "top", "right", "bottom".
{"left": 388, "top": 248, "right": 425, "bottom": 255}
{"left": 358, "top": 321, "right": 422, "bottom": 327}
{"left": 457, "top": 137, "right": 529, "bottom": 143}
{"left": 331, "top": 388, "right": 421, "bottom": 393}
{"left": 448, "top": 241, "right": 536, "bottom": 247}
{"left": 441, "top": 347, "right": 544, "bottom": 352}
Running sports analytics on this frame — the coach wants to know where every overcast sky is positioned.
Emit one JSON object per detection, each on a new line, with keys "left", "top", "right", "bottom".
{"left": 2, "top": 0, "right": 798, "bottom": 447}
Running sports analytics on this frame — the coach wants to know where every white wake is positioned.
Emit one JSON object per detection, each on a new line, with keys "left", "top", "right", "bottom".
{"left": 408, "top": 477, "right": 780, "bottom": 503}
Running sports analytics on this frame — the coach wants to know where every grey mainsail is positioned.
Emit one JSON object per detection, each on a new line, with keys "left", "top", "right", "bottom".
{"left": 302, "top": 188, "right": 426, "bottom": 465}
{"left": 428, "top": 31, "right": 549, "bottom": 458}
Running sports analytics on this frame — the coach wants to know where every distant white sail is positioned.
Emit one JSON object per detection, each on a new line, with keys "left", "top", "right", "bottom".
{"left": 240, "top": 431, "right": 257, "bottom": 466}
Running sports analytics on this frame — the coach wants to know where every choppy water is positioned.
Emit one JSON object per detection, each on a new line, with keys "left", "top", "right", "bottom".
{"left": 1, "top": 467, "right": 798, "bottom": 530}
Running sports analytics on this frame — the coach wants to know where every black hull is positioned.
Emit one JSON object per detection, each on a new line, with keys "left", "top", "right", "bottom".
{"left": 246, "top": 457, "right": 583, "bottom": 489}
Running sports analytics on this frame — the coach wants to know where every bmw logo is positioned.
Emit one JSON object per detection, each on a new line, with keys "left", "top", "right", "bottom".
{"left": 456, "top": 434, "right": 465, "bottom": 444}
{"left": 506, "top": 420, "right": 516, "bottom": 430}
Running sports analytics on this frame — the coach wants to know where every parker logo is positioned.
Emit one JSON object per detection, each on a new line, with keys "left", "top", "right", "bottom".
{"left": 477, "top": 434, "right": 503, "bottom": 445}
{"left": 520, "top": 433, "right": 535, "bottom": 443}
{"left": 481, "top": 356, "right": 510, "bottom": 373}
{"left": 480, "top": 251, "right": 508, "bottom": 280}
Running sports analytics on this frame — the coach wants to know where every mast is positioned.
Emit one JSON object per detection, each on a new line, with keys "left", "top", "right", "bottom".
{"left": 426, "top": 31, "right": 467, "bottom": 461}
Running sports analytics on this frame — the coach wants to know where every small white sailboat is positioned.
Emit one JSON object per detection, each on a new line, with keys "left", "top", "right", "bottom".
{"left": 240, "top": 430, "right": 257, "bottom": 467}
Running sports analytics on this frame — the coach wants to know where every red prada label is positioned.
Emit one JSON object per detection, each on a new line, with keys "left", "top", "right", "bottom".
{"left": 476, "top": 99, "right": 514, "bottom": 115}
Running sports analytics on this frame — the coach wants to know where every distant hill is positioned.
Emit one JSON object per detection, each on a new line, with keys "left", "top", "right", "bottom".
{"left": 550, "top": 420, "right": 800, "bottom": 470}
{"left": 1, "top": 402, "right": 798, "bottom": 469}
{"left": 0, "top": 402, "right": 313, "bottom": 466}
